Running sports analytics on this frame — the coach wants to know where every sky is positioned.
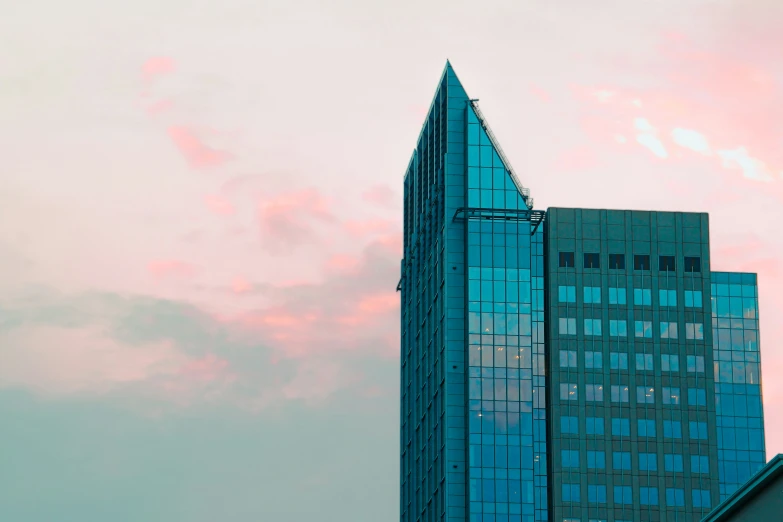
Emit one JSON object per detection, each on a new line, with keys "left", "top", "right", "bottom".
{"left": 1, "top": 0, "right": 782, "bottom": 520}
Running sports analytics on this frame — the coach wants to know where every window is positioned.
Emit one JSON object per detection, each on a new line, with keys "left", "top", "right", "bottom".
{"left": 663, "top": 420, "right": 682, "bottom": 439}
{"left": 685, "top": 290, "right": 703, "bottom": 307}
{"left": 691, "top": 455, "right": 709, "bottom": 474}
{"left": 562, "top": 483, "right": 580, "bottom": 503}
{"left": 636, "top": 353, "right": 654, "bottom": 371}
{"left": 587, "top": 451, "right": 606, "bottom": 469}
{"left": 609, "top": 253, "right": 625, "bottom": 269}
{"left": 558, "top": 285, "right": 576, "bottom": 303}
{"left": 586, "top": 417, "right": 604, "bottom": 435}
{"left": 584, "top": 286, "right": 601, "bottom": 303}
{"left": 666, "top": 488, "right": 685, "bottom": 507}
{"left": 559, "top": 252, "right": 574, "bottom": 268}
{"left": 562, "top": 449, "right": 579, "bottom": 467}
{"left": 634, "top": 320, "right": 653, "bottom": 338}
{"left": 688, "top": 388, "right": 707, "bottom": 406}
{"left": 634, "top": 254, "right": 650, "bottom": 271}
{"left": 612, "top": 418, "right": 630, "bottom": 436}
{"left": 609, "top": 287, "right": 627, "bottom": 305}
{"left": 609, "top": 320, "right": 627, "bottom": 337}
{"left": 659, "top": 289, "right": 677, "bottom": 306}
{"left": 633, "top": 288, "right": 652, "bottom": 305}
{"left": 584, "top": 253, "right": 600, "bottom": 269}
{"left": 661, "top": 354, "right": 679, "bottom": 372}
{"left": 638, "top": 419, "right": 656, "bottom": 437}
{"left": 685, "top": 256, "right": 701, "bottom": 273}
{"left": 689, "top": 421, "right": 708, "bottom": 440}
{"left": 640, "top": 487, "right": 659, "bottom": 506}
{"left": 692, "top": 489, "right": 711, "bottom": 509}
{"left": 585, "top": 351, "right": 602, "bottom": 369}
{"left": 588, "top": 484, "right": 607, "bottom": 503}
{"left": 611, "top": 385, "right": 630, "bottom": 403}
{"left": 687, "top": 355, "right": 705, "bottom": 373}
{"left": 559, "top": 317, "right": 577, "bottom": 335}
{"left": 660, "top": 321, "right": 678, "bottom": 339}
{"left": 560, "top": 383, "right": 578, "bottom": 401}
{"left": 610, "top": 353, "right": 628, "bottom": 370}
{"left": 614, "top": 485, "right": 632, "bottom": 504}
{"left": 559, "top": 350, "right": 577, "bottom": 368}
{"left": 612, "top": 452, "right": 631, "bottom": 470}
{"left": 584, "top": 319, "right": 602, "bottom": 336}
{"left": 685, "top": 322, "right": 704, "bottom": 340}
{"left": 561, "top": 416, "right": 578, "bottom": 434}
{"left": 639, "top": 453, "right": 657, "bottom": 471}
{"left": 662, "top": 387, "right": 680, "bottom": 405}
{"left": 659, "top": 255, "right": 676, "bottom": 272}
{"left": 665, "top": 454, "right": 684, "bottom": 472}
{"left": 637, "top": 386, "right": 655, "bottom": 404}
{"left": 586, "top": 384, "right": 604, "bottom": 402}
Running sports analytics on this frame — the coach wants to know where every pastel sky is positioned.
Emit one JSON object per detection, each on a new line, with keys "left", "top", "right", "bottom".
{"left": 1, "top": 1, "right": 782, "bottom": 520}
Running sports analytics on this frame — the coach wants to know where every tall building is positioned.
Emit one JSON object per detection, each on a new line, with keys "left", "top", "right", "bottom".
{"left": 398, "top": 62, "right": 766, "bottom": 522}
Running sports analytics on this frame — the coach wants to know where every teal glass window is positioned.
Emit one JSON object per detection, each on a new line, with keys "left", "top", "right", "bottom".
{"left": 561, "top": 416, "right": 578, "bottom": 434}
{"left": 611, "top": 385, "right": 630, "bottom": 403}
{"left": 612, "top": 418, "right": 630, "bottom": 436}
{"left": 685, "top": 322, "right": 704, "bottom": 340}
{"left": 659, "top": 289, "right": 677, "bottom": 306}
{"left": 614, "top": 486, "right": 633, "bottom": 504}
{"left": 660, "top": 321, "right": 678, "bottom": 339}
{"left": 561, "top": 450, "right": 579, "bottom": 467}
{"left": 638, "top": 419, "right": 656, "bottom": 437}
{"left": 559, "top": 318, "right": 576, "bottom": 335}
{"left": 663, "top": 420, "right": 682, "bottom": 438}
{"left": 661, "top": 354, "right": 679, "bottom": 372}
{"left": 558, "top": 285, "right": 576, "bottom": 303}
{"left": 560, "top": 383, "right": 578, "bottom": 401}
{"left": 666, "top": 488, "right": 685, "bottom": 506}
{"left": 609, "top": 287, "right": 627, "bottom": 304}
{"left": 634, "top": 321, "right": 652, "bottom": 338}
{"left": 639, "top": 453, "right": 657, "bottom": 471}
{"left": 692, "top": 489, "right": 711, "bottom": 508}
{"left": 685, "top": 290, "right": 703, "bottom": 307}
{"left": 637, "top": 386, "right": 655, "bottom": 404}
{"left": 665, "top": 454, "right": 684, "bottom": 472}
{"left": 584, "top": 286, "right": 601, "bottom": 304}
{"left": 610, "top": 353, "right": 628, "bottom": 370}
{"left": 585, "top": 351, "right": 602, "bottom": 369}
{"left": 584, "top": 319, "right": 602, "bottom": 336}
{"left": 688, "top": 388, "right": 707, "bottom": 406}
{"left": 691, "top": 455, "right": 709, "bottom": 474}
{"left": 588, "top": 484, "right": 607, "bottom": 503}
{"left": 609, "top": 320, "right": 627, "bottom": 337}
{"left": 585, "top": 384, "right": 603, "bottom": 402}
{"left": 559, "top": 350, "right": 577, "bottom": 368}
{"left": 662, "top": 387, "right": 680, "bottom": 405}
{"left": 612, "top": 452, "right": 631, "bottom": 470}
{"left": 689, "top": 421, "right": 708, "bottom": 440}
{"left": 640, "top": 487, "right": 659, "bottom": 506}
{"left": 636, "top": 353, "right": 654, "bottom": 371}
{"left": 686, "top": 355, "right": 705, "bottom": 373}
{"left": 586, "top": 417, "right": 604, "bottom": 435}
{"left": 562, "top": 484, "right": 580, "bottom": 502}
{"left": 587, "top": 451, "right": 605, "bottom": 469}
{"left": 634, "top": 288, "right": 652, "bottom": 305}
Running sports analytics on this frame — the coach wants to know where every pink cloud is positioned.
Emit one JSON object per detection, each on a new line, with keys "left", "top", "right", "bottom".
{"left": 343, "top": 218, "right": 397, "bottom": 238}
{"left": 231, "top": 277, "right": 252, "bottom": 294}
{"left": 258, "top": 188, "right": 336, "bottom": 250}
{"left": 177, "top": 354, "right": 233, "bottom": 383}
{"left": 553, "top": 145, "right": 600, "bottom": 171}
{"left": 142, "top": 57, "right": 176, "bottom": 81}
{"left": 147, "top": 260, "right": 196, "bottom": 278}
{"left": 167, "top": 126, "right": 232, "bottom": 169}
{"left": 529, "top": 85, "right": 551, "bottom": 103}
{"left": 146, "top": 98, "right": 174, "bottom": 115}
{"left": 204, "top": 194, "right": 235, "bottom": 215}
{"left": 361, "top": 184, "right": 398, "bottom": 209}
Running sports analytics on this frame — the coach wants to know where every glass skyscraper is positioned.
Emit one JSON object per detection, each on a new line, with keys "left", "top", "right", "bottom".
{"left": 398, "top": 62, "right": 765, "bottom": 522}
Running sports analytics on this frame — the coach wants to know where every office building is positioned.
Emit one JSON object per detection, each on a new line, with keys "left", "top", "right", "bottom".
{"left": 398, "top": 62, "right": 765, "bottom": 522}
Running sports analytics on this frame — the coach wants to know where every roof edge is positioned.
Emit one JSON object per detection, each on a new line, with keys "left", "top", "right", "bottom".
{"left": 701, "top": 454, "right": 783, "bottom": 522}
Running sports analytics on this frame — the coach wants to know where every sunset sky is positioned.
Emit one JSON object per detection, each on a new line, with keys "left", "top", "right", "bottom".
{"left": 1, "top": 1, "right": 782, "bottom": 520}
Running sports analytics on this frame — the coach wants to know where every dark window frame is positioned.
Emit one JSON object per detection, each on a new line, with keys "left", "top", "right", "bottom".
{"left": 684, "top": 256, "right": 701, "bottom": 273}
{"left": 559, "top": 251, "right": 575, "bottom": 268}
{"left": 659, "top": 255, "right": 676, "bottom": 272}
{"left": 634, "top": 254, "right": 650, "bottom": 271}
{"left": 609, "top": 253, "right": 625, "bottom": 270}
{"left": 584, "top": 253, "right": 600, "bottom": 269}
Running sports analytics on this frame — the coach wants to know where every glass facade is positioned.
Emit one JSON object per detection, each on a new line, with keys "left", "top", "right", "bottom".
{"left": 711, "top": 272, "right": 766, "bottom": 501}
{"left": 400, "top": 63, "right": 766, "bottom": 522}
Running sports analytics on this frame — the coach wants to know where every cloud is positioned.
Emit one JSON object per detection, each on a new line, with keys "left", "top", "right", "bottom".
{"left": 717, "top": 147, "right": 777, "bottom": 182}
{"left": 343, "top": 218, "right": 398, "bottom": 238}
{"left": 204, "top": 194, "right": 235, "bottom": 215}
{"left": 671, "top": 128, "right": 711, "bottom": 155}
{"left": 147, "top": 260, "right": 196, "bottom": 278}
{"left": 361, "top": 184, "right": 398, "bottom": 209}
{"left": 141, "top": 57, "right": 176, "bottom": 81}
{"left": 258, "top": 188, "right": 336, "bottom": 252}
{"left": 634, "top": 118, "right": 668, "bottom": 158}
{"left": 167, "top": 126, "right": 232, "bottom": 169}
